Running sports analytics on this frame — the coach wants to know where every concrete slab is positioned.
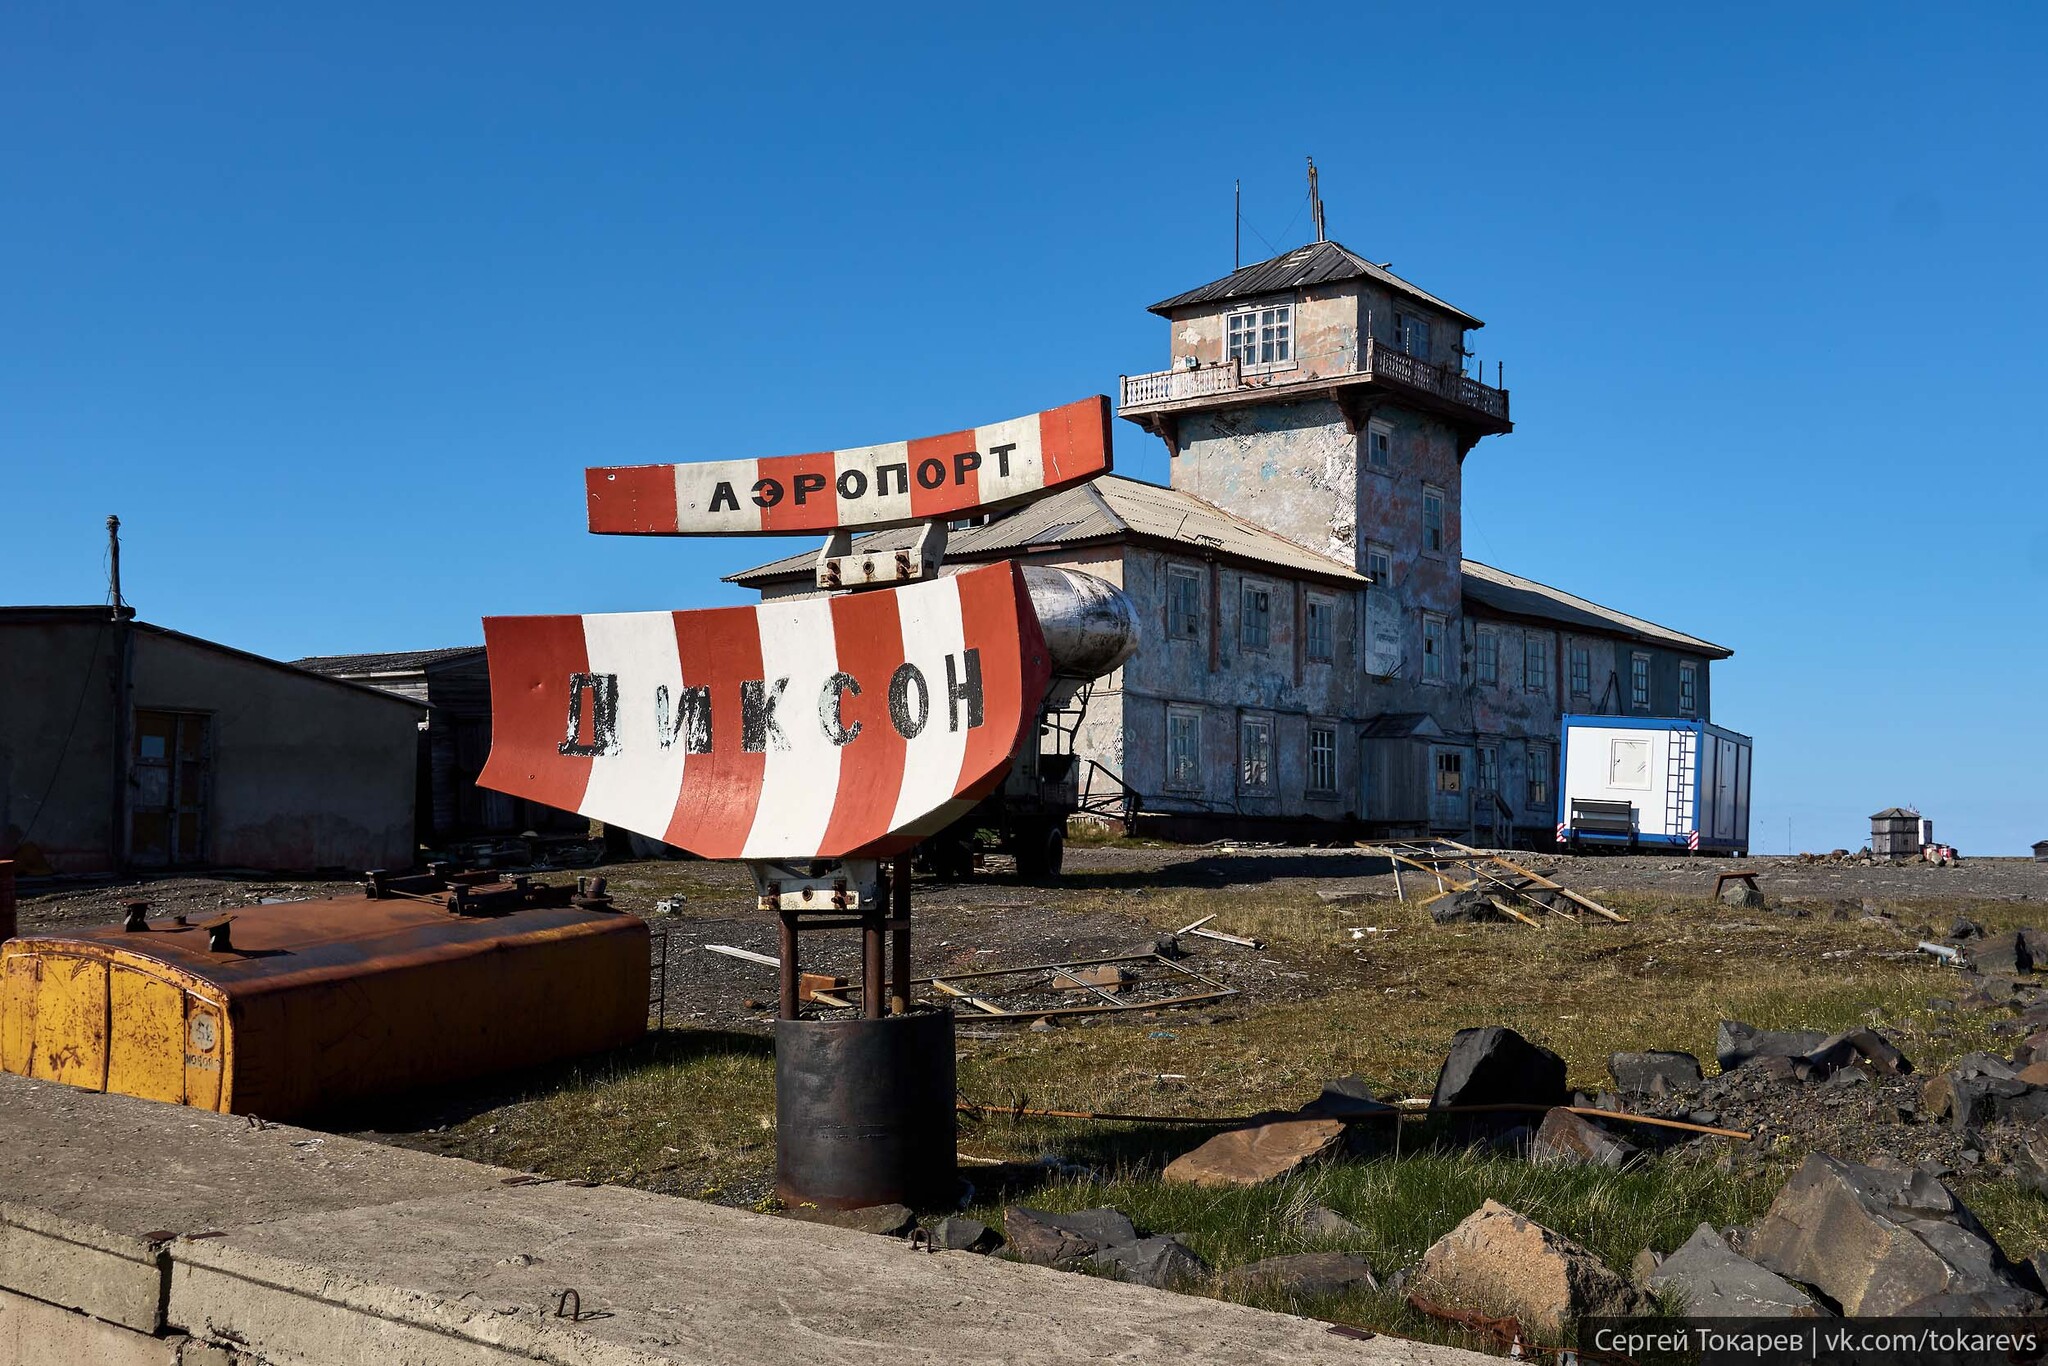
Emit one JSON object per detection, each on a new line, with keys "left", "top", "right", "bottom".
{"left": 0, "top": 1286, "right": 185, "bottom": 1366}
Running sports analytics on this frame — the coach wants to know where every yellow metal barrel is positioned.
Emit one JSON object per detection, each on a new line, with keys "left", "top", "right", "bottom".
{"left": 0, "top": 887, "right": 648, "bottom": 1121}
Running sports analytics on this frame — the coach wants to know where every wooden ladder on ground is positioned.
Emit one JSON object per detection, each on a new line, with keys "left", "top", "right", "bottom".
{"left": 1366, "top": 838, "right": 1627, "bottom": 926}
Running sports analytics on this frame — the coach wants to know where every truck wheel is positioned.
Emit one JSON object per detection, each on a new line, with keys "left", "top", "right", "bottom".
{"left": 1017, "top": 825, "right": 1064, "bottom": 881}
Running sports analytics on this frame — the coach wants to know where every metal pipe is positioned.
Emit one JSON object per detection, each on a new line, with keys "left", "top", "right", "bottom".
{"left": 889, "top": 857, "right": 911, "bottom": 1015}
{"left": 777, "top": 911, "right": 799, "bottom": 1020}
{"left": 861, "top": 911, "right": 885, "bottom": 1019}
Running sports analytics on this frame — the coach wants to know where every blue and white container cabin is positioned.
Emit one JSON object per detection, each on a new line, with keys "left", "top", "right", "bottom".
{"left": 1557, "top": 715, "right": 1753, "bottom": 855}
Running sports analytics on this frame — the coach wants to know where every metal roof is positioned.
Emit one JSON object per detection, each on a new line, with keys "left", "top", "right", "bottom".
{"left": 295, "top": 646, "right": 486, "bottom": 676}
{"left": 724, "top": 475, "right": 1368, "bottom": 588}
{"left": 1870, "top": 807, "right": 1921, "bottom": 820}
{"left": 1148, "top": 240, "right": 1483, "bottom": 328}
{"left": 1460, "top": 560, "right": 1732, "bottom": 659}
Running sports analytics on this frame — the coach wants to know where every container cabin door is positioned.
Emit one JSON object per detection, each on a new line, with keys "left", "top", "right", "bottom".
{"left": 131, "top": 710, "right": 210, "bottom": 867}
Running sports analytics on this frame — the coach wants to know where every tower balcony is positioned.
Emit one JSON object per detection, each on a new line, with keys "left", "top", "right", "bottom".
{"left": 1118, "top": 338, "right": 1512, "bottom": 441}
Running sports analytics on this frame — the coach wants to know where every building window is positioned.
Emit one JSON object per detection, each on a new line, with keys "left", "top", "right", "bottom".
{"left": 1239, "top": 582, "right": 1272, "bottom": 652}
{"left": 1570, "top": 645, "right": 1592, "bottom": 698}
{"left": 1226, "top": 302, "right": 1292, "bottom": 368}
{"left": 1528, "top": 743, "right": 1551, "bottom": 808}
{"left": 1307, "top": 724, "right": 1337, "bottom": 795}
{"left": 1477, "top": 744, "right": 1498, "bottom": 792}
{"left": 1399, "top": 313, "right": 1432, "bottom": 360}
{"left": 1631, "top": 652, "right": 1652, "bottom": 711}
{"left": 1422, "top": 612, "right": 1447, "bottom": 683}
{"left": 1239, "top": 715, "right": 1274, "bottom": 795}
{"left": 1422, "top": 485, "right": 1445, "bottom": 555}
{"left": 1679, "top": 660, "right": 1698, "bottom": 717}
{"left": 1166, "top": 565, "right": 1202, "bottom": 640}
{"left": 1435, "top": 749, "right": 1463, "bottom": 795}
{"left": 1305, "top": 595, "right": 1334, "bottom": 661}
{"left": 1364, "top": 542, "right": 1392, "bottom": 585}
{"left": 1366, "top": 420, "right": 1393, "bottom": 471}
{"left": 1166, "top": 707, "right": 1202, "bottom": 790}
{"left": 1476, "top": 627, "right": 1499, "bottom": 686}
{"left": 1524, "top": 634, "right": 1550, "bottom": 693}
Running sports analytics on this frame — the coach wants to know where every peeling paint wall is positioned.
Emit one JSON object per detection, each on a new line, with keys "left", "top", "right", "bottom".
{"left": 1174, "top": 399, "right": 1359, "bottom": 565}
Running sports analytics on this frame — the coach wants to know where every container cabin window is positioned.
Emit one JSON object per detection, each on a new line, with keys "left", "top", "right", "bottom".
{"left": 1570, "top": 645, "right": 1592, "bottom": 698}
{"left": 1422, "top": 612, "right": 1447, "bottom": 683}
{"left": 1366, "top": 420, "right": 1393, "bottom": 472}
{"left": 1399, "top": 313, "right": 1431, "bottom": 360}
{"left": 1528, "top": 743, "right": 1552, "bottom": 808}
{"left": 1166, "top": 565, "right": 1202, "bottom": 640}
{"left": 1422, "top": 485, "right": 1445, "bottom": 556}
{"left": 1364, "top": 542, "right": 1393, "bottom": 585}
{"left": 1434, "top": 750, "right": 1462, "bottom": 795}
{"left": 1307, "top": 725, "right": 1337, "bottom": 795}
{"left": 1226, "top": 302, "right": 1292, "bottom": 369}
{"left": 1631, "top": 653, "right": 1652, "bottom": 711}
{"left": 1166, "top": 707, "right": 1202, "bottom": 790}
{"left": 1476, "top": 627, "right": 1499, "bottom": 686}
{"left": 1524, "top": 634, "right": 1550, "bottom": 693}
{"left": 1678, "top": 661, "right": 1698, "bottom": 717}
{"left": 1239, "top": 582, "right": 1272, "bottom": 652}
{"left": 1238, "top": 715, "right": 1274, "bottom": 795}
{"left": 1305, "top": 595, "right": 1334, "bottom": 661}
{"left": 1609, "top": 737, "right": 1651, "bottom": 789}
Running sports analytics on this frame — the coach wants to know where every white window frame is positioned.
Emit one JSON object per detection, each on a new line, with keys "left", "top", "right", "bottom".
{"left": 1476, "top": 743, "right": 1499, "bottom": 792}
{"left": 1238, "top": 713, "right": 1275, "bottom": 796}
{"left": 1421, "top": 611, "right": 1447, "bottom": 684}
{"left": 1224, "top": 299, "right": 1294, "bottom": 371}
{"left": 1570, "top": 644, "right": 1592, "bottom": 698}
{"left": 1305, "top": 593, "right": 1335, "bottom": 661}
{"left": 1398, "top": 312, "right": 1432, "bottom": 361}
{"left": 1165, "top": 706, "right": 1203, "bottom": 791}
{"left": 1608, "top": 736, "right": 1652, "bottom": 790}
{"left": 1434, "top": 748, "right": 1463, "bottom": 795}
{"left": 1524, "top": 633, "right": 1550, "bottom": 694}
{"left": 1239, "top": 580, "right": 1272, "bottom": 653}
{"left": 1528, "top": 742, "right": 1552, "bottom": 808}
{"left": 1307, "top": 723, "right": 1338, "bottom": 796}
{"left": 1166, "top": 564, "right": 1202, "bottom": 641}
{"left": 1630, "top": 652, "right": 1652, "bottom": 711}
{"left": 1678, "top": 660, "right": 1698, "bottom": 717}
{"left": 1422, "top": 484, "right": 1446, "bottom": 556}
{"left": 1476, "top": 626, "right": 1499, "bottom": 686}
{"left": 1365, "top": 419, "right": 1393, "bottom": 472}
{"left": 1364, "top": 541, "right": 1393, "bottom": 585}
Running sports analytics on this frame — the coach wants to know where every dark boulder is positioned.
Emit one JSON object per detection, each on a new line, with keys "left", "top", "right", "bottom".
{"left": 1231, "top": 1251, "right": 1378, "bottom": 1298}
{"left": 1432, "top": 1026, "right": 1569, "bottom": 1111}
{"left": 1086, "top": 1234, "right": 1208, "bottom": 1289}
{"left": 1430, "top": 889, "right": 1503, "bottom": 925}
{"left": 930, "top": 1215, "right": 1001, "bottom": 1253}
{"left": 1648, "top": 1223, "right": 1827, "bottom": 1317}
{"left": 1003, "top": 1206, "right": 1137, "bottom": 1267}
{"left": 1529, "top": 1109, "right": 1639, "bottom": 1169}
{"left": 1972, "top": 932, "right": 2034, "bottom": 977}
{"left": 1609, "top": 1050, "right": 1703, "bottom": 1097}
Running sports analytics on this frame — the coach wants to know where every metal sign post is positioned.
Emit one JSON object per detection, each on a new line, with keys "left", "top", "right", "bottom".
{"left": 479, "top": 398, "right": 1114, "bottom": 1210}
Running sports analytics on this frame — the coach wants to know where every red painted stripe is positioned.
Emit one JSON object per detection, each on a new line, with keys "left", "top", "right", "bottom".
{"left": 756, "top": 452, "right": 838, "bottom": 533}
{"left": 906, "top": 428, "right": 979, "bottom": 520}
{"left": 585, "top": 464, "right": 680, "bottom": 534}
{"left": 818, "top": 590, "right": 909, "bottom": 858}
{"left": 949, "top": 563, "right": 1049, "bottom": 805}
{"left": 663, "top": 606, "right": 767, "bottom": 858}
{"left": 1036, "top": 395, "right": 1113, "bottom": 485}
{"left": 478, "top": 615, "right": 598, "bottom": 818}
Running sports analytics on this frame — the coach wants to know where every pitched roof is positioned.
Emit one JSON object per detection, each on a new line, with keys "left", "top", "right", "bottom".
{"left": 1460, "top": 560, "right": 1731, "bottom": 659}
{"left": 1870, "top": 807, "right": 1921, "bottom": 820}
{"left": 1148, "top": 240, "right": 1483, "bottom": 328}
{"left": 294, "top": 645, "right": 485, "bottom": 676}
{"left": 723, "top": 474, "right": 1368, "bottom": 588}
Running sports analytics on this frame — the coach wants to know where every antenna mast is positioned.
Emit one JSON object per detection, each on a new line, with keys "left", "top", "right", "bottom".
{"left": 107, "top": 515, "right": 124, "bottom": 616}
{"left": 1306, "top": 156, "right": 1326, "bottom": 241}
{"left": 1234, "top": 178, "right": 1241, "bottom": 269}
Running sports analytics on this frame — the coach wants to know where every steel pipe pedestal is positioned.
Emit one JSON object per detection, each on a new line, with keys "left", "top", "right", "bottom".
{"left": 773, "top": 1009, "right": 956, "bottom": 1210}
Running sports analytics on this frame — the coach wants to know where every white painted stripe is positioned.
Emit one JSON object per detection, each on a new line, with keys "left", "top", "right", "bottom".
{"left": 834, "top": 440, "right": 913, "bottom": 525}
{"left": 741, "top": 597, "right": 845, "bottom": 859}
{"left": 675, "top": 460, "right": 750, "bottom": 530}
{"left": 576, "top": 612, "right": 688, "bottom": 835}
{"left": 888, "top": 577, "right": 972, "bottom": 833}
{"left": 970, "top": 414, "right": 1044, "bottom": 504}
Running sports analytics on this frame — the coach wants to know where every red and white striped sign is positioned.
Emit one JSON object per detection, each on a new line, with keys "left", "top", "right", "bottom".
{"left": 584, "top": 396, "right": 1112, "bottom": 536}
{"left": 478, "top": 563, "right": 1050, "bottom": 861}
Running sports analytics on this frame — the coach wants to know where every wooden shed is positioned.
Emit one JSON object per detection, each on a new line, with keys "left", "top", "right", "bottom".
{"left": 1870, "top": 807, "right": 1923, "bottom": 858}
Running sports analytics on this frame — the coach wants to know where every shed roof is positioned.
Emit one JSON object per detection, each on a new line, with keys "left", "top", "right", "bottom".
{"left": 1148, "top": 240, "right": 1483, "bottom": 328}
{"left": 295, "top": 646, "right": 486, "bottom": 677}
{"left": 1460, "top": 561, "right": 1732, "bottom": 659}
{"left": 724, "top": 474, "right": 1368, "bottom": 589}
{"left": 1870, "top": 807, "right": 1921, "bottom": 820}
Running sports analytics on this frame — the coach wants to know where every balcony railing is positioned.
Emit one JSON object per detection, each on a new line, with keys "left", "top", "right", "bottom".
{"left": 1119, "top": 337, "right": 1509, "bottom": 424}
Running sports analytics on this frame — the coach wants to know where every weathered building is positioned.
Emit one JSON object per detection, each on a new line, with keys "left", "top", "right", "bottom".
{"left": 731, "top": 239, "right": 1732, "bottom": 843}
{"left": 294, "top": 646, "right": 582, "bottom": 847}
{"left": 0, "top": 607, "right": 420, "bottom": 875}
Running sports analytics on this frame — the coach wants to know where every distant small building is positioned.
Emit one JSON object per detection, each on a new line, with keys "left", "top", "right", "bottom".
{"left": 0, "top": 607, "right": 420, "bottom": 876}
{"left": 294, "top": 647, "right": 583, "bottom": 847}
{"left": 2033, "top": 839, "right": 2048, "bottom": 864}
{"left": 1870, "top": 807, "right": 1924, "bottom": 858}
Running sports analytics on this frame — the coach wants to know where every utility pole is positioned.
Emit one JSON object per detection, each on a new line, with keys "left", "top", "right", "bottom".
{"left": 1234, "top": 178, "right": 1240, "bottom": 269}
{"left": 1307, "top": 156, "right": 1326, "bottom": 242}
{"left": 107, "top": 515, "right": 123, "bottom": 616}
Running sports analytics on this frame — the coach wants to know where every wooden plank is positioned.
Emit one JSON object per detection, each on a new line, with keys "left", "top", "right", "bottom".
{"left": 928, "top": 979, "right": 1011, "bottom": 1016}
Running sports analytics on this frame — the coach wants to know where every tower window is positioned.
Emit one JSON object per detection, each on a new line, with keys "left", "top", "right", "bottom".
{"left": 1524, "top": 634, "right": 1550, "bottom": 693}
{"left": 1166, "top": 707, "right": 1202, "bottom": 790}
{"left": 1422, "top": 485, "right": 1446, "bottom": 556}
{"left": 1399, "top": 314, "right": 1432, "bottom": 360}
{"left": 1166, "top": 565, "right": 1202, "bottom": 639}
{"left": 1528, "top": 742, "right": 1552, "bottom": 808}
{"left": 1476, "top": 627, "right": 1499, "bottom": 686}
{"left": 1305, "top": 595, "right": 1334, "bottom": 661}
{"left": 1679, "top": 660, "right": 1698, "bottom": 716}
{"left": 1631, "top": 652, "right": 1652, "bottom": 710}
{"left": 1226, "top": 302, "right": 1292, "bottom": 368}
{"left": 1570, "top": 645, "right": 1592, "bottom": 698}
{"left": 1239, "top": 582, "right": 1272, "bottom": 652}
{"left": 1422, "top": 612, "right": 1447, "bottom": 683}
{"left": 1366, "top": 420, "right": 1393, "bottom": 471}
{"left": 1435, "top": 749, "right": 1463, "bottom": 795}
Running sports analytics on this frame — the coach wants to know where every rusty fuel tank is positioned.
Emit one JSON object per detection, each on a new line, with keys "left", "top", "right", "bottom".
{"left": 0, "top": 877, "right": 648, "bottom": 1121}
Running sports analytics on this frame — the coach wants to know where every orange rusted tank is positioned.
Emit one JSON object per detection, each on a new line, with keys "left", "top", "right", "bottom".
{"left": 0, "top": 877, "right": 648, "bottom": 1120}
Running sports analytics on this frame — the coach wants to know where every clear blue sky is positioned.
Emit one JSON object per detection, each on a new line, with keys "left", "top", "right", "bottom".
{"left": 4, "top": 4, "right": 2043, "bottom": 853}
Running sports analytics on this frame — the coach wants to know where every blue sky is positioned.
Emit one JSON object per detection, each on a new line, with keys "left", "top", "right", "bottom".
{"left": 4, "top": 4, "right": 2043, "bottom": 853}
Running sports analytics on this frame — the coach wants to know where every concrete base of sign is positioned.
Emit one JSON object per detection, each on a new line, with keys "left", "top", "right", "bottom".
{"left": 0, "top": 1072, "right": 1490, "bottom": 1366}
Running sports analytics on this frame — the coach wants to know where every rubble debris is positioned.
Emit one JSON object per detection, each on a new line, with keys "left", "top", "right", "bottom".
{"left": 1086, "top": 1234, "right": 1208, "bottom": 1289}
{"left": 1293, "top": 1203, "right": 1366, "bottom": 1242}
{"left": 1002, "top": 1206, "right": 1137, "bottom": 1267}
{"left": 930, "top": 1215, "right": 1001, "bottom": 1253}
{"left": 1648, "top": 1223, "right": 1827, "bottom": 1317}
{"left": 1716, "top": 1021, "right": 1830, "bottom": 1072}
{"left": 1609, "top": 1050, "right": 1703, "bottom": 1097}
{"left": 1428, "top": 890, "right": 1504, "bottom": 925}
{"left": 1717, "top": 876, "right": 1766, "bottom": 908}
{"left": 1230, "top": 1251, "right": 1378, "bottom": 1298}
{"left": 781, "top": 1202, "right": 916, "bottom": 1237}
{"left": 1920, "top": 1053, "right": 2048, "bottom": 1129}
{"left": 1747, "top": 1154, "right": 2044, "bottom": 1315}
{"left": 1431, "top": 1026, "right": 1569, "bottom": 1111}
{"left": 1162, "top": 1115, "right": 1348, "bottom": 1188}
{"left": 1528, "top": 1109, "right": 1638, "bottom": 1169}
{"left": 1050, "top": 964, "right": 1133, "bottom": 992}
{"left": 1410, "top": 1199, "right": 1651, "bottom": 1339}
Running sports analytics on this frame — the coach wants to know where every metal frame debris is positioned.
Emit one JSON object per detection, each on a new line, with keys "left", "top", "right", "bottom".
{"left": 1366, "top": 838, "right": 1626, "bottom": 924}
